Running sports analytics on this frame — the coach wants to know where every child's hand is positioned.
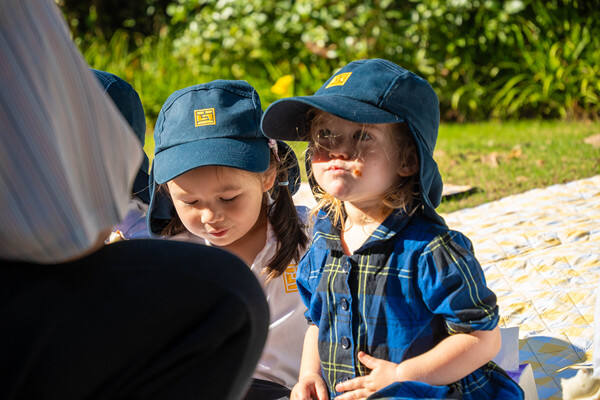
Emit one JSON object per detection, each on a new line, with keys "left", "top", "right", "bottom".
{"left": 334, "top": 351, "right": 399, "bottom": 400}
{"left": 291, "top": 372, "right": 329, "bottom": 400}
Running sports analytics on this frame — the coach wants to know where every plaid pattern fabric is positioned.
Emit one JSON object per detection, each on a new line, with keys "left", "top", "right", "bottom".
{"left": 297, "top": 210, "right": 523, "bottom": 399}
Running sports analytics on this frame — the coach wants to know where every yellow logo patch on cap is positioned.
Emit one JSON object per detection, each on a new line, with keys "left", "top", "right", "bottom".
{"left": 283, "top": 264, "right": 298, "bottom": 293}
{"left": 194, "top": 108, "right": 216, "bottom": 127}
{"left": 325, "top": 72, "right": 352, "bottom": 88}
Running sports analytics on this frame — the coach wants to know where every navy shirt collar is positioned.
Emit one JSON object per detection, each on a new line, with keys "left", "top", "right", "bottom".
{"left": 313, "top": 209, "right": 413, "bottom": 253}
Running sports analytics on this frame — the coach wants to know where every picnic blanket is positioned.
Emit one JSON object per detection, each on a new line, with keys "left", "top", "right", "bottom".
{"left": 293, "top": 176, "right": 600, "bottom": 399}
{"left": 443, "top": 175, "right": 600, "bottom": 400}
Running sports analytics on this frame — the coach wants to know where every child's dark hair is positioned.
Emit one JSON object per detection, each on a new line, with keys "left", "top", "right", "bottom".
{"left": 306, "top": 109, "right": 421, "bottom": 228}
{"left": 159, "top": 147, "right": 308, "bottom": 282}
{"left": 266, "top": 146, "right": 309, "bottom": 281}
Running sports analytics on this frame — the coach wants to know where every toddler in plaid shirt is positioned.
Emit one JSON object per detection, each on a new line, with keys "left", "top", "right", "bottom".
{"left": 261, "top": 59, "right": 523, "bottom": 400}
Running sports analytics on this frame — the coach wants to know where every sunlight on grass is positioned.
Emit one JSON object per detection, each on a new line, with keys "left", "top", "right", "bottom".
{"left": 142, "top": 120, "right": 599, "bottom": 213}
{"left": 436, "top": 120, "right": 600, "bottom": 212}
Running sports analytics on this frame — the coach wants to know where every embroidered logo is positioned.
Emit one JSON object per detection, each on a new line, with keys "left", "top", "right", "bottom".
{"left": 325, "top": 72, "right": 352, "bottom": 88}
{"left": 283, "top": 264, "right": 298, "bottom": 293}
{"left": 194, "top": 108, "right": 216, "bottom": 127}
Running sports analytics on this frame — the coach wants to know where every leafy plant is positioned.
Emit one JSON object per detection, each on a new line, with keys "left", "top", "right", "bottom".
{"left": 72, "top": 0, "right": 600, "bottom": 122}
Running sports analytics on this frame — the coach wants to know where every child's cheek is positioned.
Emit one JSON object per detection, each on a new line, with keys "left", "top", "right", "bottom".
{"left": 181, "top": 210, "right": 204, "bottom": 231}
{"left": 311, "top": 166, "right": 331, "bottom": 191}
{"left": 310, "top": 161, "right": 327, "bottom": 176}
{"left": 310, "top": 148, "right": 330, "bottom": 163}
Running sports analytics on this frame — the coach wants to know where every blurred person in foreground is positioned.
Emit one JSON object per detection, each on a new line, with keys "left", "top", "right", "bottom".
{"left": 0, "top": 1, "right": 268, "bottom": 399}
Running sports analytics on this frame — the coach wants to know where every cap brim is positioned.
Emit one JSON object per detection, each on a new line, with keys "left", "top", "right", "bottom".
{"left": 153, "top": 137, "right": 270, "bottom": 184}
{"left": 261, "top": 95, "right": 404, "bottom": 141}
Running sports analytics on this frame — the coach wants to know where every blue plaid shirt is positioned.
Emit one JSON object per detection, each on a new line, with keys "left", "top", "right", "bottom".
{"left": 298, "top": 210, "right": 522, "bottom": 399}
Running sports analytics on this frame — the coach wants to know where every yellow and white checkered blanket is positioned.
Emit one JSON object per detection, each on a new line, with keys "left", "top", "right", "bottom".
{"left": 443, "top": 175, "right": 600, "bottom": 400}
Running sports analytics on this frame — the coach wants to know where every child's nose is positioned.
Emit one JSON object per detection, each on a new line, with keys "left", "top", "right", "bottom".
{"left": 200, "top": 208, "right": 223, "bottom": 224}
{"left": 328, "top": 140, "right": 354, "bottom": 159}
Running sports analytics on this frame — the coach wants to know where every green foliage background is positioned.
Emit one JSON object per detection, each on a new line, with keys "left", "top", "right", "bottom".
{"left": 61, "top": 0, "right": 600, "bottom": 124}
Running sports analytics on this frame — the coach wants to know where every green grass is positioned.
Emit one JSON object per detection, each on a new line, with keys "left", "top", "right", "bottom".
{"left": 435, "top": 120, "right": 600, "bottom": 213}
{"left": 144, "top": 120, "right": 599, "bottom": 214}
{"left": 147, "top": 120, "right": 598, "bottom": 214}
{"left": 85, "top": 35, "right": 598, "bottom": 215}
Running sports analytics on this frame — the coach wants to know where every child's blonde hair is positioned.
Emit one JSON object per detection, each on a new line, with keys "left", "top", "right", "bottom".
{"left": 306, "top": 109, "right": 420, "bottom": 228}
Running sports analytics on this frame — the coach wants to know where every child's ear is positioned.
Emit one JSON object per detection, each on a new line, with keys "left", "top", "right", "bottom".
{"left": 261, "top": 165, "right": 277, "bottom": 192}
{"left": 397, "top": 154, "right": 419, "bottom": 177}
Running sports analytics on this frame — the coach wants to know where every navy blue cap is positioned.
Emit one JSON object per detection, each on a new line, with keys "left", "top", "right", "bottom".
{"left": 152, "top": 80, "right": 270, "bottom": 184}
{"left": 261, "top": 58, "right": 445, "bottom": 225}
{"left": 92, "top": 69, "right": 150, "bottom": 204}
{"left": 147, "top": 80, "right": 301, "bottom": 235}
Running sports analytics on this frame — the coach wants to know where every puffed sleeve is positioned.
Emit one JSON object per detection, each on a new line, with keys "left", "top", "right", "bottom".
{"left": 417, "top": 231, "right": 498, "bottom": 334}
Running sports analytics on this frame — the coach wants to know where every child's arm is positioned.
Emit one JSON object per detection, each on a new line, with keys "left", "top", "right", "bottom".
{"left": 291, "top": 324, "right": 329, "bottom": 400}
{"left": 396, "top": 326, "right": 501, "bottom": 383}
{"left": 335, "top": 327, "right": 501, "bottom": 399}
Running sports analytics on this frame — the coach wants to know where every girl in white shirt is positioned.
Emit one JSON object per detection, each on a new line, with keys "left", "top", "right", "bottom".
{"left": 147, "top": 80, "right": 310, "bottom": 399}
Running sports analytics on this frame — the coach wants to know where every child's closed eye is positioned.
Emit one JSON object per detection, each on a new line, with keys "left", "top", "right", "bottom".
{"left": 220, "top": 195, "right": 238, "bottom": 202}
{"left": 182, "top": 199, "right": 198, "bottom": 206}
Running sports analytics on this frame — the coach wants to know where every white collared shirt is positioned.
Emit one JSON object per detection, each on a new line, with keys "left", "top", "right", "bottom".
{"left": 171, "top": 206, "right": 310, "bottom": 388}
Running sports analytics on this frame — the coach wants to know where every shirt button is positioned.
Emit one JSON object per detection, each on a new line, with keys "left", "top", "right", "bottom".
{"left": 340, "top": 298, "right": 349, "bottom": 311}
{"left": 341, "top": 336, "right": 350, "bottom": 349}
